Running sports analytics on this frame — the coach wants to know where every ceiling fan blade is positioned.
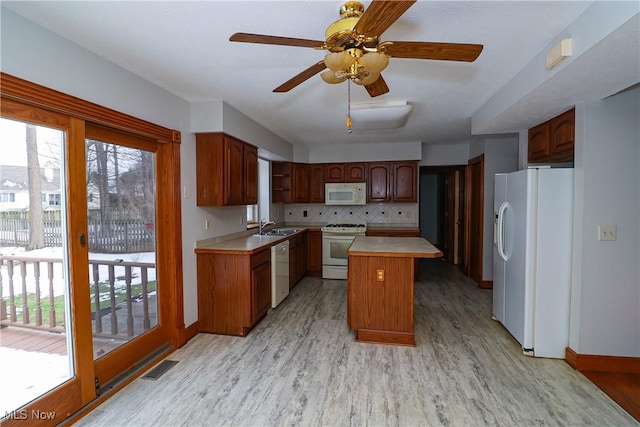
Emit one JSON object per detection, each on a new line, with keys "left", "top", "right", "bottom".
{"left": 274, "top": 61, "right": 327, "bottom": 93}
{"left": 354, "top": 0, "right": 416, "bottom": 38}
{"left": 365, "top": 75, "right": 389, "bottom": 97}
{"left": 229, "top": 32, "right": 325, "bottom": 48}
{"left": 383, "top": 41, "right": 484, "bottom": 62}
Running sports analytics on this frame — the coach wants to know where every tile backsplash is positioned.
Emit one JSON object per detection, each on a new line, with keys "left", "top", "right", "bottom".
{"left": 278, "top": 203, "right": 418, "bottom": 227}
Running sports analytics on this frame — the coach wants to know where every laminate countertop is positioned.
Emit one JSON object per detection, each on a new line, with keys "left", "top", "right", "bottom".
{"left": 347, "top": 236, "right": 443, "bottom": 258}
{"left": 195, "top": 229, "right": 306, "bottom": 255}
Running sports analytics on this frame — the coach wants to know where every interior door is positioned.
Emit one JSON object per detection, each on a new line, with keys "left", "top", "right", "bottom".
{"left": 466, "top": 155, "right": 484, "bottom": 287}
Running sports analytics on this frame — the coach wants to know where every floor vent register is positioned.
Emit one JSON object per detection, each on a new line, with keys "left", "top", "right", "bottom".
{"left": 142, "top": 360, "right": 179, "bottom": 380}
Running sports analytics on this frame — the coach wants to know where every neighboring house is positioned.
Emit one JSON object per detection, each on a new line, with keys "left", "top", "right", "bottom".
{"left": 0, "top": 165, "right": 61, "bottom": 211}
{"left": 0, "top": 165, "right": 102, "bottom": 211}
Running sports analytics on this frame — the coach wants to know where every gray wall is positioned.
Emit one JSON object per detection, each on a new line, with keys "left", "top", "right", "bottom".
{"left": 570, "top": 86, "right": 640, "bottom": 357}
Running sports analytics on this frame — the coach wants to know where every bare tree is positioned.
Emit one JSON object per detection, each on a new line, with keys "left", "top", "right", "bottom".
{"left": 26, "top": 124, "right": 45, "bottom": 250}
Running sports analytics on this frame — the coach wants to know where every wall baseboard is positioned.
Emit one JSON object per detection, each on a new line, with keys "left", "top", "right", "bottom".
{"left": 565, "top": 347, "right": 640, "bottom": 374}
{"left": 184, "top": 321, "right": 200, "bottom": 344}
{"left": 480, "top": 280, "right": 493, "bottom": 289}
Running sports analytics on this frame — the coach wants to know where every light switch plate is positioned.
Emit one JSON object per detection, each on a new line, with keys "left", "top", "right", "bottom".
{"left": 598, "top": 225, "right": 617, "bottom": 241}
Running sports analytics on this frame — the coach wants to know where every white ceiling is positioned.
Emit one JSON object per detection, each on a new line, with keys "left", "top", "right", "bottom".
{"left": 3, "top": 1, "right": 635, "bottom": 149}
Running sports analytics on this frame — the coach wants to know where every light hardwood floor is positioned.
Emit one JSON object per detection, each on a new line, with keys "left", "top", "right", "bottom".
{"left": 78, "top": 260, "right": 637, "bottom": 426}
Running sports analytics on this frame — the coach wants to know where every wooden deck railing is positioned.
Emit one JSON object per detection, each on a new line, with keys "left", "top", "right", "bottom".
{"left": 0, "top": 255, "right": 156, "bottom": 339}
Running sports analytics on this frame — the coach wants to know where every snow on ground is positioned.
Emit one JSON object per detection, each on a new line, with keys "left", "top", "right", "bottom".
{"left": 0, "top": 346, "right": 71, "bottom": 415}
{"left": 0, "top": 246, "right": 156, "bottom": 297}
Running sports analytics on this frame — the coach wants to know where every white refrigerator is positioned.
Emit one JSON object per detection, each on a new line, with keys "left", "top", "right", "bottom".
{"left": 493, "top": 167, "right": 573, "bottom": 358}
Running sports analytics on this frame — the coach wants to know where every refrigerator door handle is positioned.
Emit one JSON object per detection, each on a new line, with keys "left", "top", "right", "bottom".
{"left": 497, "top": 202, "right": 509, "bottom": 261}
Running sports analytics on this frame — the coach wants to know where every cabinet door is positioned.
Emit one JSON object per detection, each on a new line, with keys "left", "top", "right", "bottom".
{"left": 306, "top": 230, "right": 322, "bottom": 275}
{"left": 244, "top": 144, "right": 258, "bottom": 205}
{"left": 292, "top": 163, "right": 310, "bottom": 203}
{"left": 392, "top": 161, "right": 417, "bottom": 203}
{"left": 549, "top": 109, "right": 575, "bottom": 158}
{"left": 367, "top": 162, "right": 391, "bottom": 202}
{"left": 289, "top": 239, "right": 298, "bottom": 287}
{"left": 251, "top": 259, "right": 271, "bottom": 324}
{"left": 309, "top": 164, "right": 325, "bottom": 203}
{"left": 224, "top": 136, "right": 245, "bottom": 205}
{"left": 346, "top": 163, "right": 366, "bottom": 182}
{"left": 325, "top": 163, "right": 345, "bottom": 182}
{"left": 528, "top": 122, "right": 550, "bottom": 162}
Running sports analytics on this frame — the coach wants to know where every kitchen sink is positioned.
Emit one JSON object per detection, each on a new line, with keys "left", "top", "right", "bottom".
{"left": 258, "top": 228, "right": 300, "bottom": 236}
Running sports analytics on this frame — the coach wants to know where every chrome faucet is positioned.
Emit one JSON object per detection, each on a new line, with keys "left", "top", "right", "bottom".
{"left": 259, "top": 218, "right": 275, "bottom": 234}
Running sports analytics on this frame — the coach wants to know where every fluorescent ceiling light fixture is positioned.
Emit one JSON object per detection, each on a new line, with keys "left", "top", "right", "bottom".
{"left": 349, "top": 101, "right": 413, "bottom": 130}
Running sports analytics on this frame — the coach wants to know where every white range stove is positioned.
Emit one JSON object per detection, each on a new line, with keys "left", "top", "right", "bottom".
{"left": 321, "top": 221, "right": 367, "bottom": 280}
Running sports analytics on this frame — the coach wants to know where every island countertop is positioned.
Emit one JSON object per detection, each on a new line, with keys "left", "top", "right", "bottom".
{"left": 347, "top": 236, "right": 443, "bottom": 258}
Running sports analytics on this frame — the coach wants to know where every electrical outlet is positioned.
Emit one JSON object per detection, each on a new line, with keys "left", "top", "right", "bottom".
{"left": 183, "top": 185, "right": 191, "bottom": 199}
{"left": 598, "top": 225, "right": 617, "bottom": 241}
{"left": 376, "top": 269, "right": 385, "bottom": 281}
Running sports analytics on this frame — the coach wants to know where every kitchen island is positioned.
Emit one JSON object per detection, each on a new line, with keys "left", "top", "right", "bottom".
{"left": 347, "top": 236, "right": 443, "bottom": 346}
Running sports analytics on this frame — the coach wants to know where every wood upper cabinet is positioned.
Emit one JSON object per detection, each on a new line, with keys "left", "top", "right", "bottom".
{"left": 196, "top": 133, "right": 258, "bottom": 206}
{"left": 308, "top": 164, "right": 325, "bottom": 203}
{"left": 367, "top": 162, "right": 391, "bottom": 202}
{"left": 272, "top": 161, "right": 292, "bottom": 203}
{"left": 325, "top": 163, "right": 345, "bottom": 182}
{"left": 528, "top": 122, "right": 550, "bottom": 162}
{"left": 244, "top": 144, "right": 258, "bottom": 205}
{"left": 346, "top": 163, "right": 366, "bottom": 182}
{"left": 549, "top": 109, "right": 575, "bottom": 157}
{"left": 392, "top": 161, "right": 417, "bottom": 203}
{"left": 528, "top": 108, "right": 575, "bottom": 163}
{"left": 292, "top": 163, "right": 310, "bottom": 203}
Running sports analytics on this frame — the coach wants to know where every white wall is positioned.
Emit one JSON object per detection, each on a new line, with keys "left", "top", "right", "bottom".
{"left": 309, "top": 141, "right": 422, "bottom": 163}
{"left": 569, "top": 86, "right": 640, "bottom": 357}
{"left": 481, "top": 136, "right": 520, "bottom": 281}
{"left": 420, "top": 142, "right": 470, "bottom": 166}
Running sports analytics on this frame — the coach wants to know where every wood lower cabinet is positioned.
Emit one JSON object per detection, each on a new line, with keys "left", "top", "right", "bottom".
{"left": 306, "top": 229, "right": 322, "bottom": 276}
{"left": 197, "top": 248, "right": 271, "bottom": 336}
{"left": 196, "top": 133, "right": 258, "bottom": 206}
{"left": 289, "top": 232, "right": 307, "bottom": 288}
{"left": 348, "top": 255, "right": 415, "bottom": 346}
{"left": 528, "top": 108, "right": 575, "bottom": 163}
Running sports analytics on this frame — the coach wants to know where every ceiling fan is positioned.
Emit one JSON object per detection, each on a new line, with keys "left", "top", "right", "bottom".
{"left": 229, "top": 0, "right": 483, "bottom": 97}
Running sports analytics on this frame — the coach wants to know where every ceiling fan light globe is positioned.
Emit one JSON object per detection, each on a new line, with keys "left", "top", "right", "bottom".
{"left": 358, "top": 52, "right": 389, "bottom": 74}
{"left": 324, "top": 51, "right": 356, "bottom": 72}
{"left": 320, "top": 70, "right": 347, "bottom": 84}
{"left": 355, "top": 72, "right": 380, "bottom": 86}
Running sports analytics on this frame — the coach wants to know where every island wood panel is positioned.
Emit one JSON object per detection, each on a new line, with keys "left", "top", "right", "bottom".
{"left": 348, "top": 255, "right": 415, "bottom": 346}
{"left": 197, "top": 253, "right": 251, "bottom": 336}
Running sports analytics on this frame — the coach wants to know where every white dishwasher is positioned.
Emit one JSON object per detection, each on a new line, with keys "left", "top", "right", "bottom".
{"left": 271, "top": 240, "right": 290, "bottom": 308}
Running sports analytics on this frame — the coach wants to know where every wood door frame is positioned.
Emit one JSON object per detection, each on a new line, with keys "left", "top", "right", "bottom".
{"left": 465, "top": 154, "right": 490, "bottom": 288}
{"left": 419, "top": 165, "right": 466, "bottom": 264}
{"left": 1, "top": 73, "right": 185, "bottom": 422}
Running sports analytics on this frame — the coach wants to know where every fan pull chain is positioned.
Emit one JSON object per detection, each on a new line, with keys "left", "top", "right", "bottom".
{"left": 346, "top": 79, "right": 352, "bottom": 134}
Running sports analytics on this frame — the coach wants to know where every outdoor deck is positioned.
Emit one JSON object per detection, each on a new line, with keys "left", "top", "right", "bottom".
{"left": 0, "top": 324, "right": 126, "bottom": 356}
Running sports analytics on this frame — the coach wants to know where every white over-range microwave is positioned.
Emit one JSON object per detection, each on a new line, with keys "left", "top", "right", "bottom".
{"left": 325, "top": 182, "right": 366, "bottom": 205}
